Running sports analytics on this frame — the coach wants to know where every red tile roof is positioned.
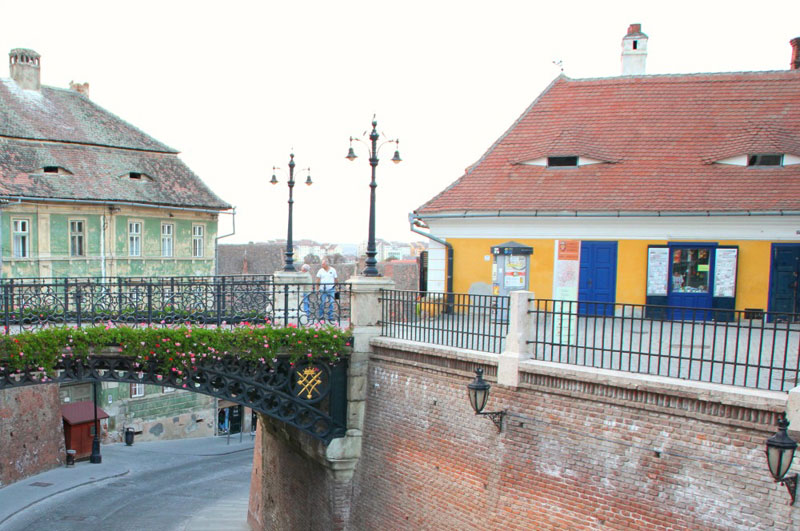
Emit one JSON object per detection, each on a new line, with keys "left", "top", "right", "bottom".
{"left": 0, "top": 78, "right": 230, "bottom": 210}
{"left": 417, "top": 71, "right": 800, "bottom": 215}
{"left": 61, "top": 400, "right": 109, "bottom": 425}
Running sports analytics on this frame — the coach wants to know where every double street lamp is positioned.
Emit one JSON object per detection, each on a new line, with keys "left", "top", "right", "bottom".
{"left": 271, "top": 153, "right": 312, "bottom": 272}
{"left": 346, "top": 118, "right": 401, "bottom": 277}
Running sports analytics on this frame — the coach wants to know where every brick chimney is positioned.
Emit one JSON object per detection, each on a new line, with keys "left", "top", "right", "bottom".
{"left": 621, "top": 23, "right": 648, "bottom": 75}
{"left": 791, "top": 37, "right": 800, "bottom": 70}
{"left": 8, "top": 48, "right": 41, "bottom": 90}
{"left": 69, "top": 81, "right": 90, "bottom": 98}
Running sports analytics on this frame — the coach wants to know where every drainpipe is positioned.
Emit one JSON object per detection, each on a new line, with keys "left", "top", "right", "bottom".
{"left": 408, "top": 213, "right": 453, "bottom": 313}
{"left": 214, "top": 207, "right": 236, "bottom": 275}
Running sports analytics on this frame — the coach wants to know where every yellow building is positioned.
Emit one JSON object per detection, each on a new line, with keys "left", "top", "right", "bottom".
{"left": 413, "top": 28, "right": 800, "bottom": 320}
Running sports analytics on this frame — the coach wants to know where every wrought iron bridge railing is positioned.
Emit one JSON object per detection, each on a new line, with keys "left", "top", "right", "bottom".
{"left": 0, "top": 275, "right": 351, "bottom": 332}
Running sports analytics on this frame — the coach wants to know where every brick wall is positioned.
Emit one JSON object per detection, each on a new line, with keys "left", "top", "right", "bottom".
{"left": 0, "top": 386, "right": 65, "bottom": 487}
{"left": 349, "top": 341, "right": 799, "bottom": 530}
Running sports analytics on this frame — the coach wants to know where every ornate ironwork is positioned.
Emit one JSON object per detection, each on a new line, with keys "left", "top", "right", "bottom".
{"left": 0, "top": 276, "right": 350, "bottom": 332}
{"left": 0, "top": 352, "right": 348, "bottom": 444}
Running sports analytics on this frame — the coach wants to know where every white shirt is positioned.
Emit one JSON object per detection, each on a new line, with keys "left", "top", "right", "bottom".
{"left": 316, "top": 267, "right": 337, "bottom": 289}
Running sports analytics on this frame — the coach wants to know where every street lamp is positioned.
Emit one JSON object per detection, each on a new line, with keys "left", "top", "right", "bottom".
{"left": 466, "top": 368, "right": 506, "bottom": 432}
{"left": 271, "top": 153, "right": 312, "bottom": 272}
{"left": 766, "top": 413, "right": 798, "bottom": 504}
{"left": 90, "top": 381, "right": 102, "bottom": 463}
{"left": 346, "top": 117, "right": 401, "bottom": 277}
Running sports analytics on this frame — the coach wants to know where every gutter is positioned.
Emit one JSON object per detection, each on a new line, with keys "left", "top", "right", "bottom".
{"left": 416, "top": 209, "right": 800, "bottom": 219}
{"left": 409, "top": 213, "right": 454, "bottom": 313}
{"left": 0, "top": 195, "right": 233, "bottom": 215}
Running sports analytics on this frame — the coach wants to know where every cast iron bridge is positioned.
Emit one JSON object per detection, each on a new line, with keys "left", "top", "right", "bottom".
{"left": 0, "top": 352, "right": 348, "bottom": 444}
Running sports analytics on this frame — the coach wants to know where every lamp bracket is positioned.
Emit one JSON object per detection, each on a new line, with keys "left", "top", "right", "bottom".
{"left": 780, "top": 473, "right": 798, "bottom": 505}
{"left": 479, "top": 410, "right": 506, "bottom": 432}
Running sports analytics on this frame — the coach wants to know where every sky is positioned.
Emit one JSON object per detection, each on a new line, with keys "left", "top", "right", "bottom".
{"left": 2, "top": 1, "right": 799, "bottom": 246}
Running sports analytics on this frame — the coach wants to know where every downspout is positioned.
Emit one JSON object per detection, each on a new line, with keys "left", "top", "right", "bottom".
{"left": 214, "top": 207, "right": 236, "bottom": 275}
{"left": 408, "top": 213, "right": 454, "bottom": 313}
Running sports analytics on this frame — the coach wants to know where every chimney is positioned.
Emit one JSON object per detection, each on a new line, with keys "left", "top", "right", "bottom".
{"left": 621, "top": 23, "right": 648, "bottom": 75}
{"left": 69, "top": 81, "right": 90, "bottom": 98}
{"left": 791, "top": 37, "right": 800, "bottom": 70}
{"left": 8, "top": 48, "right": 41, "bottom": 90}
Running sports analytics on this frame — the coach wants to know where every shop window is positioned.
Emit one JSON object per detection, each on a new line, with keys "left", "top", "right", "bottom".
{"left": 671, "top": 248, "right": 710, "bottom": 293}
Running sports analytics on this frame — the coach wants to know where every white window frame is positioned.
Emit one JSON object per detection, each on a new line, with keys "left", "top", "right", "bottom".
{"left": 192, "top": 224, "right": 205, "bottom": 258}
{"left": 128, "top": 220, "right": 142, "bottom": 257}
{"left": 69, "top": 219, "right": 85, "bottom": 257}
{"left": 12, "top": 218, "right": 30, "bottom": 258}
{"left": 161, "top": 223, "right": 174, "bottom": 258}
{"left": 162, "top": 386, "right": 176, "bottom": 394}
{"left": 130, "top": 383, "right": 145, "bottom": 398}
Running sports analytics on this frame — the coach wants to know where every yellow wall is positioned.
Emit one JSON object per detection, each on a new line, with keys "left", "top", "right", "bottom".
{"left": 447, "top": 237, "right": 777, "bottom": 311}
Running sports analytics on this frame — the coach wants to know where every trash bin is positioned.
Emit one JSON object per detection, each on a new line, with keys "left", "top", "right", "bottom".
{"left": 125, "top": 427, "right": 135, "bottom": 446}
{"left": 66, "top": 449, "right": 76, "bottom": 467}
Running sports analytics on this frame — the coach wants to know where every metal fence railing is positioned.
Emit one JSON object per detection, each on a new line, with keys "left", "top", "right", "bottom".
{"left": 530, "top": 300, "right": 800, "bottom": 392}
{"left": 0, "top": 276, "right": 350, "bottom": 331}
{"left": 380, "top": 289, "right": 510, "bottom": 354}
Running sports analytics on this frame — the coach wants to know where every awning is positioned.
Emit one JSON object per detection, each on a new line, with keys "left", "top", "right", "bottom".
{"left": 61, "top": 401, "right": 109, "bottom": 425}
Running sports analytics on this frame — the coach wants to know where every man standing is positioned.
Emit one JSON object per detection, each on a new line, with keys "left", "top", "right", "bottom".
{"left": 315, "top": 259, "right": 338, "bottom": 321}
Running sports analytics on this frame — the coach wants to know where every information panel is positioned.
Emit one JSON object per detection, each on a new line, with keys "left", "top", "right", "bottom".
{"left": 713, "top": 248, "right": 738, "bottom": 298}
{"left": 646, "top": 247, "right": 669, "bottom": 296}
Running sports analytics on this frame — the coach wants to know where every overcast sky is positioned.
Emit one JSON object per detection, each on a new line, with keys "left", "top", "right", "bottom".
{"left": 2, "top": 1, "right": 799, "bottom": 245}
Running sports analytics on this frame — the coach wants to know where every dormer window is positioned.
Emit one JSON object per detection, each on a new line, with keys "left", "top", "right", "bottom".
{"left": 37, "top": 166, "right": 72, "bottom": 175}
{"left": 748, "top": 154, "right": 783, "bottom": 167}
{"left": 547, "top": 156, "right": 579, "bottom": 167}
{"left": 120, "top": 172, "right": 153, "bottom": 181}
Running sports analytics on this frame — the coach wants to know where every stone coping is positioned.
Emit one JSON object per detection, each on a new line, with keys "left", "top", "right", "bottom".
{"left": 370, "top": 337, "right": 788, "bottom": 413}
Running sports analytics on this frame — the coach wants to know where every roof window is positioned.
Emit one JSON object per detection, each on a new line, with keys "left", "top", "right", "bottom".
{"left": 547, "top": 156, "right": 578, "bottom": 167}
{"left": 120, "top": 172, "right": 153, "bottom": 181}
{"left": 748, "top": 154, "right": 783, "bottom": 167}
{"left": 37, "top": 166, "right": 72, "bottom": 175}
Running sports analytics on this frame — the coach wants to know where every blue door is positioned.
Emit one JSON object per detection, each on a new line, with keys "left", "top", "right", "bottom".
{"left": 667, "top": 246, "right": 714, "bottom": 320}
{"left": 578, "top": 241, "right": 618, "bottom": 316}
{"left": 768, "top": 244, "right": 800, "bottom": 321}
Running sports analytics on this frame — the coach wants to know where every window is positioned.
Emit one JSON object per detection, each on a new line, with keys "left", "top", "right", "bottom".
{"left": 192, "top": 225, "right": 204, "bottom": 258}
{"left": 44, "top": 166, "right": 58, "bottom": 173}
{"left": 671, "top": 248, "right": 711, "bottom": 294}
{"left": 161, "top": 223, "right": 174, "bottom": 257}
{"left": 12, "top": 219, "right": 29, "bottom": 258}
{"left": 129, "top": 221, "right": 142, "bottom": 257}
{"left": 162, "top": 386, "right": 176, "bottom": 394}
{"left": 547, "top": 156, "right": 578, "bottom": 167}
{"left": 748, "top": 154, "right": 783, "bottom": 167}
{"left": 130, "top": 383, "right": 145, "bottom": 398}
{"left": 69, "top": 220, "right": 85, "bottom": 257}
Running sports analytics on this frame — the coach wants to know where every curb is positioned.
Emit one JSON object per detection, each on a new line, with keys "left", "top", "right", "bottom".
{"left": 0, "top": 469, "right": 131, "bottom": 527}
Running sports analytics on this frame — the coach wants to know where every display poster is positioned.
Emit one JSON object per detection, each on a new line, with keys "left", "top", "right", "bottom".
{"left": 503, "top": 255, "right": 527, "bottom": 288}
{"left": 553, "top": 240, "right": 581, "bottom": 345}
{"left": 647, "top": 247, "right": 669, "bottom": 296}
{"left": 713, "top": 248, "right": 738, "bottom": 298}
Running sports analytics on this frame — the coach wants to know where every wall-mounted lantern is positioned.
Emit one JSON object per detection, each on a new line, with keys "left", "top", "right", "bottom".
{"left": 766, "top": 413, "right": 798, "bottom": 505}
{"left": 466, "top": 368, "right": 506, "bottom": 432}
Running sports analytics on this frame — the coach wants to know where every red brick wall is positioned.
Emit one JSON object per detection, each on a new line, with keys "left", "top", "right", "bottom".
{"left": 0, "top": 385, "right": 65, "bottom": 487}
{"left": 347, "top": 346, "right": 799, "bottom": 530}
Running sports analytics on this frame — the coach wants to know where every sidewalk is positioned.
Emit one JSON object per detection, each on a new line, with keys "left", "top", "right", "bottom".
{"left": 0, "top": 435, "right": 254, "bottom": 528}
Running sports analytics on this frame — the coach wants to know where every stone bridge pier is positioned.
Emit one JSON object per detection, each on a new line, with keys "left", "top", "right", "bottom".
{"left": 248, "top": 276, "right": 391, "bottom": 530}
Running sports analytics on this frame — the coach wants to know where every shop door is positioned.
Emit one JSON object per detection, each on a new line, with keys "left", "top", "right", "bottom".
{"left": 668, "top": 246, "right": 713, "bottom": 320}
{"left": 578, "top": 241, "right": 617, "bottom": 316}
{"left": 768, "top": 245, "right": 800, "bottom": 321}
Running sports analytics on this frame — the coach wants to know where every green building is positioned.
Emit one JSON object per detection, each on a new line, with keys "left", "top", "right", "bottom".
{"left": 0, "top": 47, "right": 234, "bottom": 443}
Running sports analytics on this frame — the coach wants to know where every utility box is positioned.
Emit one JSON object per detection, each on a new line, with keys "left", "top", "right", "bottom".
{"left": 491, "top": 241, "right": 533, "bottom": 322}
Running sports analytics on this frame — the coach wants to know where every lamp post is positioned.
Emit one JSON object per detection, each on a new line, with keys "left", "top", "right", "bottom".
{"left": 271, "top": 153, "right": 312, "bottom": 272}
{"left": 466, "top": 368, "right": 506, "bottom": 432}
{"left": 89, "top": 381, "right": 102, "bottom": 463}
{"left": 346, "top": 118, "right": 401, "bottom": 277}
{"left": 766, "top": 413, "right": 798, "bottom": 504}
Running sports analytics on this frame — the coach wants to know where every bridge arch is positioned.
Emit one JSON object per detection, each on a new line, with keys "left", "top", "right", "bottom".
{"left": 0, "top": 351, "right": 348, "bottom": 444}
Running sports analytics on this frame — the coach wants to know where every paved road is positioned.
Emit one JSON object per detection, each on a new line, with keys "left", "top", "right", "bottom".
{"left": 0, "top": 436, "right": 254, "bottom": 531}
